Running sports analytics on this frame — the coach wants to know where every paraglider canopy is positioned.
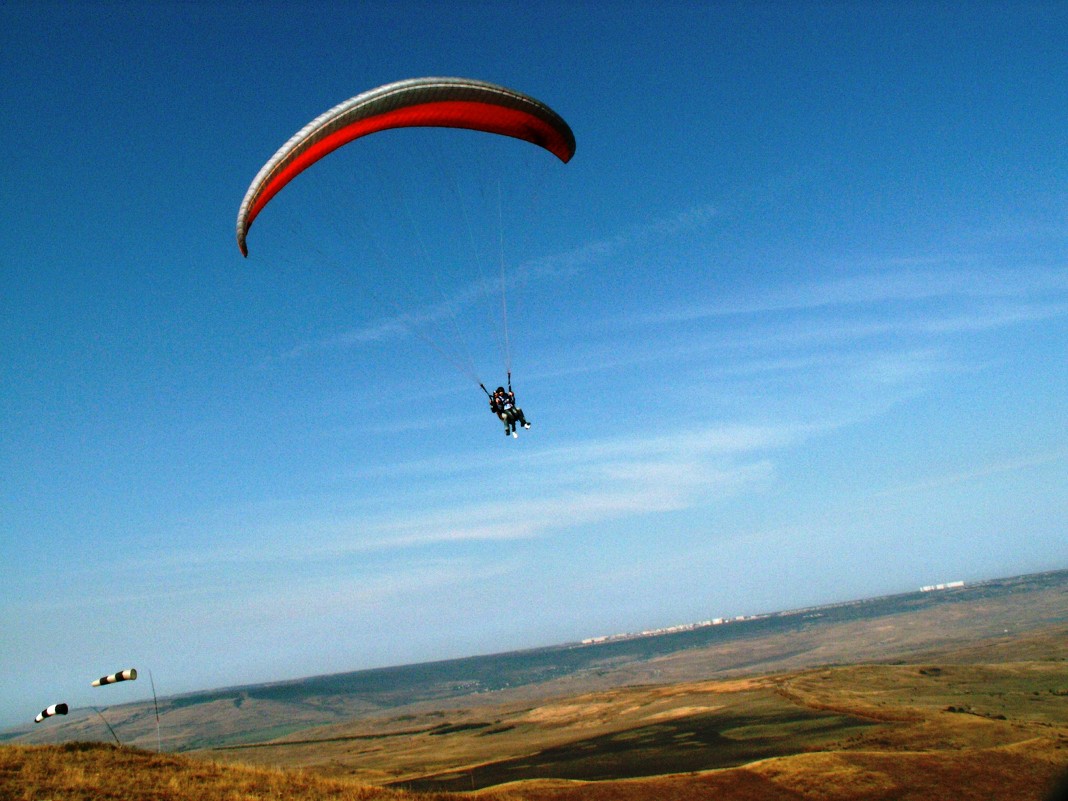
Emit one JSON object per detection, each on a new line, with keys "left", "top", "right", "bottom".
{"left": 237, "top": 76, "right": 576, "bottom": 256}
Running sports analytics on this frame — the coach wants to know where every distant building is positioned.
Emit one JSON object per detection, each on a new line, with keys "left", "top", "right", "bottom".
{"left": 920, "top": 580, "right": 965, "bottom": 592}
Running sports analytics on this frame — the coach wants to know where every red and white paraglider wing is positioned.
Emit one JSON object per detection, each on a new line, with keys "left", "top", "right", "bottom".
{"left": 236, "top": 77, "right": 576, "bottom": 256}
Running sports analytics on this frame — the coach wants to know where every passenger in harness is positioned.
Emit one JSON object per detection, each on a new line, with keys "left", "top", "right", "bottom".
{"left": 488, "top": 382, "right": 530, "bottom": 438}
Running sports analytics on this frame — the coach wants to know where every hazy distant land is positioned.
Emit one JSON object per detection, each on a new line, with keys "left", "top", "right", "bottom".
{"left": 4, "top": 569, "right": 1066, "bottom": 799}
{"left": 7, "top": 570, "right": 1066, "bottom": 750}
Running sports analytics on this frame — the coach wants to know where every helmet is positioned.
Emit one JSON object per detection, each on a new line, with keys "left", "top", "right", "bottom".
{"left": 496, "top": 387, "right": 505, "bottom": 393}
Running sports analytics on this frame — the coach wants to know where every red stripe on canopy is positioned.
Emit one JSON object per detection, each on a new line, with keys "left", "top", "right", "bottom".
{"left": 240, "top": 100, "right": 574, "bottom": 255}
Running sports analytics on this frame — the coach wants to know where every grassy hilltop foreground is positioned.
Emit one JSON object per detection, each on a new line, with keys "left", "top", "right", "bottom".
{"left": 3, "top": 697, "right": 1066, "bottom": 801}
{"left": 0, "top": 743, "right": 407, "bottom": 801}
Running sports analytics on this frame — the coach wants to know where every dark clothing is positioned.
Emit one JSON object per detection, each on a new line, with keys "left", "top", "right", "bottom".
{"left": 489, "top": 390, "right": 514, "bottom": 416}
{"left": 490, "top": 389, "right": 528, "bottom": 435}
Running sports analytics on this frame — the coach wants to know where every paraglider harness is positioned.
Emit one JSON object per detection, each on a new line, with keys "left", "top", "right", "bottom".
{"left": 481, "top": 373, "right": 529, "bottom": 436}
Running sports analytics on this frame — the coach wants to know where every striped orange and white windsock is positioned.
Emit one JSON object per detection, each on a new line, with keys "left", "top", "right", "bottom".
{"left": 35, "top": 702, "right": 68, "bottom": 722}
{"left": 91, "top": 668, "right": 137, "bottom": 687}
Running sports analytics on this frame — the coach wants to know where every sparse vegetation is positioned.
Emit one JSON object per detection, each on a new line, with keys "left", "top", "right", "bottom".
{"left": 0, "top": 742, "right": 409, "bottom": 801}
{"left": 4, "top": 730, "right": 1066, "bottom": 801}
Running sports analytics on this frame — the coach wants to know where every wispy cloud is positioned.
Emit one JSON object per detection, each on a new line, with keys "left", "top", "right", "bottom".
{"left": 873, "top": 449, "right": 1068, "bottom": 499}
{"left": 536, "top": 259, "right": 1068, "bottom": 398}
{"left": 112, "top": 420, "right": 804, "bottom": 580}
{"left": 512, "top": 203, "right": 722, "bottom": 282}
{"left": 139, "top": 213, "right": 1068, "bottom": 607}
{"left": 633, "top": 265, "right": 1068, "bottom": 326}
{"left": 263, "top": 203, "right": 724, "bottom": 364}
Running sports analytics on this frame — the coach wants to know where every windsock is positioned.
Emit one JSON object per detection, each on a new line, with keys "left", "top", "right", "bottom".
{"left": 92, "top": 668, "right": 137, "bottom": 687}
{"left": 35, "top": 703, "right": 69, "bottom": 723}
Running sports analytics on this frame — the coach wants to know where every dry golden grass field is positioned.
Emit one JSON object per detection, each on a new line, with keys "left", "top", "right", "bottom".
{"left": 4, "top": 622, "right": 1067, "bottom": 801}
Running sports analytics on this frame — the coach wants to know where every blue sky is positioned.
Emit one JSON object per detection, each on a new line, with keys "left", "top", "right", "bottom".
{"left": 2, "top": 1, "right": 1066, "bottom": 728}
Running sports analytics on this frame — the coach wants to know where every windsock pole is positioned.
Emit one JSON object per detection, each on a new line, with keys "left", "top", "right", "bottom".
{"left": 92, "top": 707, "right": 121, "bottom": 746}
{"left": 91, "top": 667, "right": 136, "bottom": 747}
{"left": 92, "top": 668, "right": 137, "bottom": 687}
{"left": 34, "top": 702, "right": 68, "bottom": 723}
{"left": 149, "top": 670, "right": 161, "bottom": 753}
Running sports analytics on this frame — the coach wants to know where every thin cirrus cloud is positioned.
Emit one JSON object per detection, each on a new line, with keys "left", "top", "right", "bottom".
{"left": 631, "top": 265, "right": 1068, "bottom": 326}
{"left": 146, "top": 421, "right": 800, "bottom": 573}
{"left": 872, "top": 449, "right": 1068, "bottom": 500}
{"left": 549, "top": 263, "right": 1068, "bottom": 391}
{"left": 264, "top": 203, "right": 725, "bottom": 363}
{"left": 273, "top": 205, "right": 1056, "bottom": 384}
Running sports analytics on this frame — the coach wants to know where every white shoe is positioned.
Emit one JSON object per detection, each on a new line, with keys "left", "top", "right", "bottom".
{"left": 512, "top": 431, "right": 518, "bottom": 438}
{"left": 523, "top": 423, "right": 531, "bottom": 429}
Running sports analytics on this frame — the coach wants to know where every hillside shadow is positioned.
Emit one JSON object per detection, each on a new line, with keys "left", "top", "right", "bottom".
{"left": 394, "top": 705, "right": 875, "bottom": 791}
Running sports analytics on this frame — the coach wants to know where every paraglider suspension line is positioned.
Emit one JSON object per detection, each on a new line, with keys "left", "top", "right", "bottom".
{"left": 497, "top": 180, "right": 512, "bottom": 374}
{"left": 394, "top": 162, "right": 481, "bottom": 383}
{"left": 432, "top": 137, "right": 510, "bottom": 374}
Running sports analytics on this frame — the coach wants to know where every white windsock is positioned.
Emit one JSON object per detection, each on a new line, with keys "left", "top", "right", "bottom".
{"left": 92, "top": 668, "right": 137, "bottom": 687}
{"left": 35, "top": 702, "right": 69, "bottom": 723}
